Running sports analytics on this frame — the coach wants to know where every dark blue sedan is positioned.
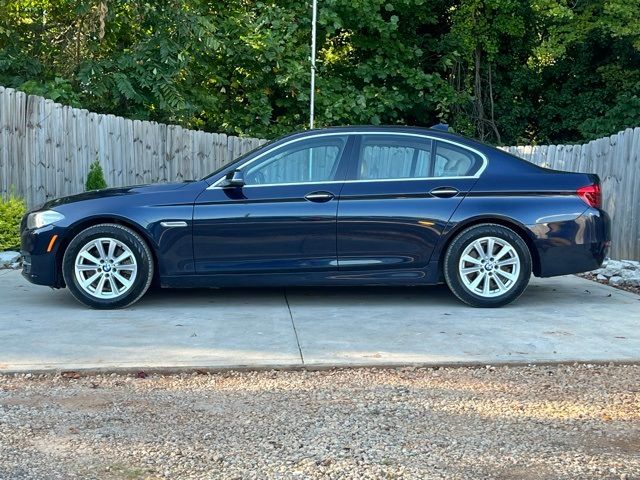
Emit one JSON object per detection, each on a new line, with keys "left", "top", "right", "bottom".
{"left": 20, "top": 126, "right": 610, "bottom": 309}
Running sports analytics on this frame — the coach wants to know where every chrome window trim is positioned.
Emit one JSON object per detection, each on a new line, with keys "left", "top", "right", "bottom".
{"left": 207, "top": 131, "right": 488, "bottom": 189}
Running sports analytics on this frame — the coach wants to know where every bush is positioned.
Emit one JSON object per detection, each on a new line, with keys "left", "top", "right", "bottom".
{"left": 0, "top": 195, "right": 27, "bottom": 251}
{"left": 86, "top": 160, "right": 107, "bottom": 191}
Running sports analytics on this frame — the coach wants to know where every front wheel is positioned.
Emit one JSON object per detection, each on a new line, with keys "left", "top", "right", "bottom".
{"left": 443, "top": 224, "right": 532, "bottom": 307}
{"left": 62, "top": 224, "right": 154, "bottom": 309}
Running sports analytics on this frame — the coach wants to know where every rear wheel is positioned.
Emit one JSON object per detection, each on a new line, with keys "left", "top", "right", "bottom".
{"left": 62, "top": 224, "right": 154, "bottom": 309}
{"left": 444, "top": 224, "right": 531, "bottom": 307}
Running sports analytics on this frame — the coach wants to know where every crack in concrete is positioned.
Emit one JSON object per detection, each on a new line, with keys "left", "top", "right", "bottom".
{"left": 283, "top": 288, "right": 304, "bottom": 365}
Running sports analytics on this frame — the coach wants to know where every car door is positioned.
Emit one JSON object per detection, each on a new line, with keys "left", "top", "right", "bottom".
{"left": 337, "top": 133, "right": 485, "bottom": 271}
{"left": 193, "top": 134, "right": 351, "bottom": 274}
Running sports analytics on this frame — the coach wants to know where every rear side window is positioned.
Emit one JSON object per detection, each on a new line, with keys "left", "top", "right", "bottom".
{"left": 356, "top": 135, "right": 433, "bottom": 180}
{"left": 434, "top": 142, "right": 483, "bottom": 177}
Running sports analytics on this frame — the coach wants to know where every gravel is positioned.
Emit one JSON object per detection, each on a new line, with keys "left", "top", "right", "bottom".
{"left": 578, "top": 259, "right": 640, "bottom": 295}
{"left": 1, "top": 364, "right": 638, "bottom": 479}
{"left": 580, "top": 272, "right": 640, "bottom": 296}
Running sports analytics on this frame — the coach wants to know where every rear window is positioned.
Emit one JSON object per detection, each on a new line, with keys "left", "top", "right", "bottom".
{"left": 434, "top": 142, "right": 483, "bottom": 177}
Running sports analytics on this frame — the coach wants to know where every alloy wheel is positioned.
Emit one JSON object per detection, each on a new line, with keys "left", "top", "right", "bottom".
{"left": 74, "top": 237, "right": 138, "bottom": 299}
{"left": 458, "top": 236, "right": 521, "bottom": 298}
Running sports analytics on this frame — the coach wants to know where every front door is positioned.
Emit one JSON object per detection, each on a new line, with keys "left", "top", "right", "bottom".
{"left": 337, "top": 134, "right": 484, "bottom": 271}
{"left": 193, "top": 135, "right": 350, "bottom": 274}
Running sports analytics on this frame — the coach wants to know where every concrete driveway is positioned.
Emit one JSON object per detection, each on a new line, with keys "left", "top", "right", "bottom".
{"left": 0, "top": 269, "right": 638, "bottom": 372}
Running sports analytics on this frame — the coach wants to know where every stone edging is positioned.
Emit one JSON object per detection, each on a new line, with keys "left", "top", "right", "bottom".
{"left": 0, "top": 251, "right": 21, "bottom": 270}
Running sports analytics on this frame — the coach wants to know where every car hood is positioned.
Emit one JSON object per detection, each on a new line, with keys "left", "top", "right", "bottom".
{"left": 41, "top": 181, "right": 197, "bottom": 210}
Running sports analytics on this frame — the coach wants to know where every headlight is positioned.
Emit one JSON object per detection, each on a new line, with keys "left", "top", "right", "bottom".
{"left": 27, "top": 210, "right": 65, "bottom": 229}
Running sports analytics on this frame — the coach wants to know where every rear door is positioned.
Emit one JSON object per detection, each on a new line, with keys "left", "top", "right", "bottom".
{"left": 336, "top": 133, "right": 485, "bottom": 271}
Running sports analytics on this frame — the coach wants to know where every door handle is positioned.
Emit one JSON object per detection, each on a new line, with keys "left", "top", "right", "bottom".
{"left": 304, "top": 191, "right": 335, "bottom": 203}
{"left": 430, "top": 187, "right": 459, "bottom": 198}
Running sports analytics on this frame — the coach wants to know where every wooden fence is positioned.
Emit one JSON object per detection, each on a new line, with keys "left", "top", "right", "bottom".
{"left": 1, "top": 86, "right": 638, "bottom": 259}
{"left": 0, "top": 87, "right": 266, "bottom": 209}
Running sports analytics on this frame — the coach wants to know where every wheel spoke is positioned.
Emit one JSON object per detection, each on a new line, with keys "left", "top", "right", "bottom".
{"left": 461, "top": 266, "right": 482, "bottom": 275}
{"left": 115, "top": 264, "right": 136, "bottom": 271}
{"left": 107, "top": 239, "right": 117, "bottom": 260}
{"left": 108, "top": 276, "right": 119, "bottom": 294}
{"left": 482, "top": 275, "right": 491, "bottom": 295}
{"left": 462, "top": 255, "right": 482, "bottom": 266}
{"left": 495, "top": 268, "right": 517, "bottom": 282}
{"left": 493, "top": 273, "right": 507, "bottom": 292}
{"left": 487, "top": 238, "right": 495, "bottom": 257}
{"left": 469, "top": 272, "right": 485, "bottom": 290}
{"left": 81, "top": 271, "right": 101, "bottom": 288}
{"left": 78, "top": 251, "right": 101, "bottom": 266}
{"left": 95, "top": 240, "right": 107, "bottom": 260}
{"left": 113, "top": 251, "right": 133, "bottom": 265}
{"left": 113, "top": 272, "right": 133, "bottom": 289}
{"left": 494, "top": 245, "right": 512, "bottom": 260}
{"left": 95, "top": 274, "right": 107, "bottom": 294}
{"left": 75, "top": 264, "right": 99, "bottom": 271}
{"left": 472, "top": 240, "right": 485, "bottom": 258}
{"left": 497, "top": 257, "right": 518, "bottom": 267}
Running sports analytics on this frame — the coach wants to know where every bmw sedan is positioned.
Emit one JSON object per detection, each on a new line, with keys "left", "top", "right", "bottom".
{"left": 20, "top": 126, "right": 610, "bottom": 309}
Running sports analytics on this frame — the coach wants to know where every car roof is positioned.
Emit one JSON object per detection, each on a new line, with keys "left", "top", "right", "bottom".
{"left": 300, "top": 125, "right": 449, "bottom": 135}
{"left": 285, "top": 125, "right": 490, "bottom": 150}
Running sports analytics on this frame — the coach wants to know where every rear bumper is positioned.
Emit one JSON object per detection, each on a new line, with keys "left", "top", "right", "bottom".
{"left": 530, "top": 208, "right": 610, "bottom": 277}
{"left": 20, "top": 224, "right": 66, "bottom": 288}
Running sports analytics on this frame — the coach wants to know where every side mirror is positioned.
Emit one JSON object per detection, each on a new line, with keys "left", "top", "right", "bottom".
{"left": 222, "top": 169, "right": 245, "bottom": 188}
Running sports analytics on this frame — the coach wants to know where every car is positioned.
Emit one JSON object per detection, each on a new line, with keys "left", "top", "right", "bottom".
{"left": 20, "top": 125, "right": 610, "bottom": 309}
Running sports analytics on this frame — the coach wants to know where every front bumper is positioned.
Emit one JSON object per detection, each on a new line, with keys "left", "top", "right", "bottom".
{"left": 20, "top": 224, "right": 66, "bottom": 288}
{"left": 530, "top": 207, "right": 611, "bottom": 277}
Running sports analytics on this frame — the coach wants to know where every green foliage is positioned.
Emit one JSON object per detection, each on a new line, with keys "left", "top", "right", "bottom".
{"left": 85, "top": 160, "right": 107, "bottom": 191}
{"left": 0, "top": 195, "right": 26, "bottom": 251}
{"left": 19, "top": 78, "right": 81, "bottom": 106}
{"left": 0, "top": 0, "right": 638, "bottom": 144}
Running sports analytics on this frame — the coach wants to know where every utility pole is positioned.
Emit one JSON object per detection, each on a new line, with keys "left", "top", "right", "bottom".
{"left": 309, "top": 0, "right": 317, "bottom": 129}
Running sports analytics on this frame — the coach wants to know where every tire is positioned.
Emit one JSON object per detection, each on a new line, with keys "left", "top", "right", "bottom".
{"left": 62, "top": 224, "right": 154, "bottom": 309}
{"left": 443, "top": 223, "right": 532, "bottom": 307}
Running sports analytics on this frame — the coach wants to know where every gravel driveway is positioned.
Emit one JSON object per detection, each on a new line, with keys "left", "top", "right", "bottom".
{"left": 1, "top": 365, "right": 638, "bottom": 480}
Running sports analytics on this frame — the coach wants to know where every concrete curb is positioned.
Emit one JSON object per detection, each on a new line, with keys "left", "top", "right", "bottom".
{"left": 2, "top": 359, "right": 639, "bottom": 377}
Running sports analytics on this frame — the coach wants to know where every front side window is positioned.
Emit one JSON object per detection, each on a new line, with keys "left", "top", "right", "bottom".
{"left": 244, "top": 136, "right": 347, "bottom": 185}
{"left": 356, "top": 135, "right": 433, "bottom": 180}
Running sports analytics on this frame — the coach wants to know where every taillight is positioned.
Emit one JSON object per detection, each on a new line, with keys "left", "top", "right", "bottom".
{"left": 577, "top": 184, "right": 601, "bottom": 209}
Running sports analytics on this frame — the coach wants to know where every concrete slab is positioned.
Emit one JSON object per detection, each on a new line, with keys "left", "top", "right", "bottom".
{"left": 0, "top": 271, "right": 301, "bottom": 371}
{"left": 287, "top": 276, "right": 640, "bottom": 366}
{"left": 0, "top": 270, "right": 638, "bottom": 372}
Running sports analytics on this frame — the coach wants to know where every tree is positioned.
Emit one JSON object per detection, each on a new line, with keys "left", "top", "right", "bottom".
{"left": 1, "top": 0, "right": 637, "bottom": 145}
{"left": 86, "top": 160, "right": 107, "bottom": 191}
